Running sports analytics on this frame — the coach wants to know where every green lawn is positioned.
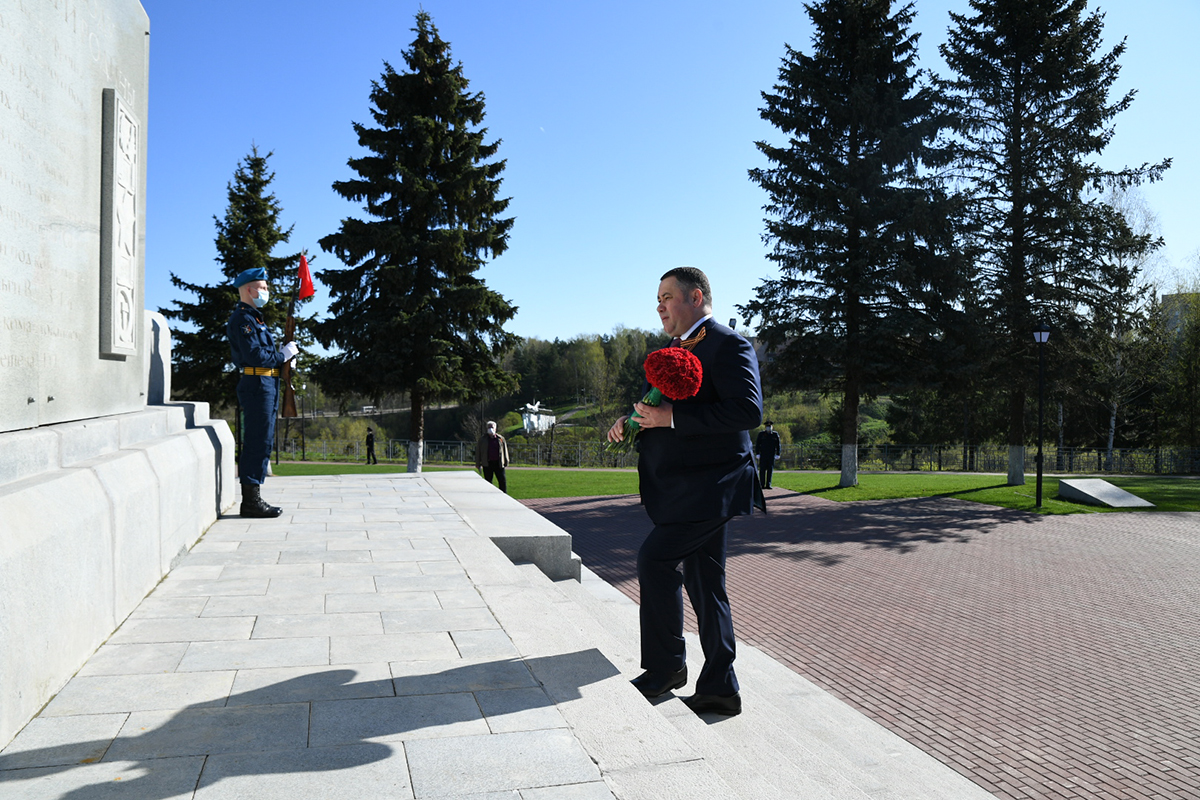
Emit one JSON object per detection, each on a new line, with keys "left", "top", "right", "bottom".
{"left": 771, "top": 472, "right": 1197, "bottom": 513}
{"left": 270, "top": 461, "right": 1197, "bottom": 513}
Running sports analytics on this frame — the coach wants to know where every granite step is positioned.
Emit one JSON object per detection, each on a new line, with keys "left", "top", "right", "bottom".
{"left": 550, "top": 564, "right": 995, "bottom": 800}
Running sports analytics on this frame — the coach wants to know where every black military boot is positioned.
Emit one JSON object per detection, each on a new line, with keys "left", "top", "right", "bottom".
{"left": 240, "top": 483, "right": 282, "bottom": 518}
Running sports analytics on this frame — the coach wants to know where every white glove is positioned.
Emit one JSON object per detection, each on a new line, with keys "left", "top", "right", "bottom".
{"left": 280, "top": 341, "right": 300, "bottom": 362}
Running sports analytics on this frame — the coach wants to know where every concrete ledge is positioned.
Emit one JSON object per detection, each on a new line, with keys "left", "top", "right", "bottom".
{"left": 426, "top": 471, "right": 582, "bottom": 581}
{"left": 0, "top": 406, "right": 236, "bottom": 747}
{"left": 1059, "top": 478, "right": 1154, "bottom": 508}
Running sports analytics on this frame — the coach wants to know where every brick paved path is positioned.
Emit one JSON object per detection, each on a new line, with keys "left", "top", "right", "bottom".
{"left": 523, "top": 491, "right": 1200, "bottom": 800}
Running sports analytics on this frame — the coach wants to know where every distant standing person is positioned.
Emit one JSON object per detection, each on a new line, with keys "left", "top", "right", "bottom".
{"left": 475, "top": 421, "right": 510, "bottom": 493}
{"left": 366, "top": 427, "right": 378, "bottom": 464}
{"left": 756, "top": 420, "right": 782, "bottom": 489}
{"left": 226, "top": 267, "right": 299, "bottom": 518}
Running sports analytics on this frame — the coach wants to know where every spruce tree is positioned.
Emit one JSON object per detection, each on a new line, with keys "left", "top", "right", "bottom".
{"left": 316, "top": 11, "right": 517, "bottom": 472}
{"left": 741, "top": 0, "right": 962, "bottom": 487}
{"left": 160, "top": 147, "right": 304, "bottom": 414}
{"left": 940, "top": 0, "right": 1169, "bottom": 484}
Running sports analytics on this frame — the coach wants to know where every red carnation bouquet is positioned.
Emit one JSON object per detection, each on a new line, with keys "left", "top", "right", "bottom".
{"left": 606, "top": 347, "right": 704, "bottom": 453}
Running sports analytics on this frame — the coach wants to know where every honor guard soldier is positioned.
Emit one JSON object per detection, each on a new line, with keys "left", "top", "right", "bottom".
{"left": 227, "top": 267, "right": 299, "bottom": 518}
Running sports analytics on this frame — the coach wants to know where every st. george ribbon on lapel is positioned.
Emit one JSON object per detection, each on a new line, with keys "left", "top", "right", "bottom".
{"left": 679, "top": 327, "right": 706, "bottom": 351}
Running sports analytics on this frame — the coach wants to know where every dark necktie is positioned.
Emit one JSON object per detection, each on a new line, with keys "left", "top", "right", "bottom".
{"left": 670, "top": 337, "right": 682, "bottom": 348}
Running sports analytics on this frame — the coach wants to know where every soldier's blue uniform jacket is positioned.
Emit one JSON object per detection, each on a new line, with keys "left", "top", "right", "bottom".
{"left": 227, "top": 301, "right": 283, "bottom": 485}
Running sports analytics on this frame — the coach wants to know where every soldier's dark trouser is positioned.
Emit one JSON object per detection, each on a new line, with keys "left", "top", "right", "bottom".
{"left": 759, "top": 459, "right": 773, "bottom": 489}
{"left": 237, "top": 375, "right": 278, "bottom": 485}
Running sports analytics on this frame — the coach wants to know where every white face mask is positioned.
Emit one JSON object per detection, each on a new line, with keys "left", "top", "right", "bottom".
{"left": 252, "top": 288, "right": 269, "bottom": 308}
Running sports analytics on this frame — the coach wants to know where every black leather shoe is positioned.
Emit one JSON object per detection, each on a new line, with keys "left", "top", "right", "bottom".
{"left": 683, "top": 692, "right": 742, "bottom": 716}
{"left": 630, "top": 667, "right": 687, "bottom": 698}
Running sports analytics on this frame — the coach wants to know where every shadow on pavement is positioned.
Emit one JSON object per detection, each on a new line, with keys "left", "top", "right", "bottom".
{"left": 0, "top": 649, "right": 617, "bottom": 799}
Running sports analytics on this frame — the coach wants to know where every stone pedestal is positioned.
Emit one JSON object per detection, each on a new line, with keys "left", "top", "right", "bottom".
{"left": 0, "top": 402, "right": 235, "bottom": 747}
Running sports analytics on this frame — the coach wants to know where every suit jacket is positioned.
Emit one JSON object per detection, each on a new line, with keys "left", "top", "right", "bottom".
{"left": 637, "top": 319, "right": 763, "bottom": 525}
{"left": 475, "top": 433, "right": 510, "bottom": 468}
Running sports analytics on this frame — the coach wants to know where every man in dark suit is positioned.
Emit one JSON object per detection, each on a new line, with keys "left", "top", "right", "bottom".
{"left": 756, "top": 421, "right": 782, "bottom": 489}
{"left": 607, "top": 266, "right": 763, "bottom": 716}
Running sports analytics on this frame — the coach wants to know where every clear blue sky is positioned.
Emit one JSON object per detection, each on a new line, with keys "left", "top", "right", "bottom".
{"left": 140, "top": 0, "right": 1199, "bottom": 343}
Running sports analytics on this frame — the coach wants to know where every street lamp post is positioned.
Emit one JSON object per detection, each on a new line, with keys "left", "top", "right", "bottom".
{"left": 1034, "top": 324, "right": 1051, "bottom": 507}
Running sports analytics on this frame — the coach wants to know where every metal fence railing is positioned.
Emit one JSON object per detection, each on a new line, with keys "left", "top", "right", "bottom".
{"left": 274, "top": 437, "right": 1200, "bottom": 475}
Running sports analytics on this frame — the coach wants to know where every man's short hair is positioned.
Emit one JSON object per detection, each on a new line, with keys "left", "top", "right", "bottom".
{"left": 660, "top": 266, "right": 712, "bottom": 311}
{"left": 486, "top": 421, "right": 497, "bottom": 430}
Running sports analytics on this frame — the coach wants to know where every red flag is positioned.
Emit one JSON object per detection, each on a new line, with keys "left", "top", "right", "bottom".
{"left": 298, "top": 254, "right": 315, "bottom": 300}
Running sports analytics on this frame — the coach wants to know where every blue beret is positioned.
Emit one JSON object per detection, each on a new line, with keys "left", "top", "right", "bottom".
{"left": 233, "top": 268, "right": 269, "bottom": 288}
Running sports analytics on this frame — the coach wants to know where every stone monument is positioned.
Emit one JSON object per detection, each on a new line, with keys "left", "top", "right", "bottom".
{"left": 0, "top": 0, "right": 235, "bottom": 748}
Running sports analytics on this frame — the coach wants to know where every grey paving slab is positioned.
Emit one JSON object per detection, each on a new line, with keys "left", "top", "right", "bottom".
{"left": 390, "top": 658, "right": 537, "bottom": 696}
{"left": 266, "top": 576, "right": 377, "bottom": 595}
{"left": 435, "top": 589, "right": 487, "bottom": 609}
{"left": 77, "top": 642, "right": 190, "bottom": 676}
{"left": 40, "top": 672, "right": 236, "bottom": 716}
{"left": 322, "top": 562, "right": 424, "bottom": 578}
{"left": 406, "top": 729, "right": 601, "bottom": 797}
{"left": 0, "top": 713, "right": 127, "bottom": 769}
{"left": 194, "top": 744, "right": 413, "bottom": 800}
{"left": 104, "top": 704, "right": 309, "bottom": 760}
{"left": 476, "top": 688, "right": 569, "bottom": 734}
{"left": 251, "top": 612, "right": 384, "bottom": 639}
{"left": 235, "top": 540, "right": 324, "bottom": 552}
{"left": 202, "top": 528, "right": 290, "bottom": 542}
{"left": 330, "top": 633, "right": 458, "bottom": 665}
{"left": 416, "top": 561, "right": 468, "bottom": 576}
{"left": 408, "top": 537, "right": 458, "bottom": 550}
{"left": 452, "top": 630, "right": 519, "bottom": 659}
{"left": 128, "top": 596, "right": 209, "bottom": 619}
{"left": 0, "top": 756, "right": 205, "bottom": 800}
{"left": 309, "top": 693, "right": 489, "bottom": 746}
{"left": 217, "top": 564, "right": 324, "bottom": 579}
{"left": 361, "top": 548, "right": 451, "bottom": 562}
{"left": 326, "top": 539, "right": 416, "bottom": 552}
{"left": 200, "top": 593, "right": 325, "bottom": 617}
{"left": 108, "top": 616, "right": 254, "bottom": 644}
{"left": 190, "top": 541, "right": 240, "bottom": 553}
{"left": 165, "top": 565, "right": 225, "bottom": 581}
{"left": 228, "top": 664, "right": 395, "bottom": 705}
{"left": 361, "top": 530, "right": 421, "bottom": 543}
{"left": 176, "top": 637, "right": 330, "bottom": 672}
{"left": 381, "top": 608, "right": 499, "bottom": 634}
{"left": 521, "top": 784, "right": 616, "bottom": 800}
{"left": 278, "top": 550, "right": 373, "bottom": 565}
{"left": 285, "top": 529, "right": 370, "bottom": 542}
{"left": 179, "top": 550, "right": 283, "bottom": 566}
{"left": 326, "top": 591, "right": 442, "bottom": 613}
{"left": 375, "top": 574, "right": 475, "bottom": 593}
{"left": 154, "top": 578, "right": 268, "bottom": 597}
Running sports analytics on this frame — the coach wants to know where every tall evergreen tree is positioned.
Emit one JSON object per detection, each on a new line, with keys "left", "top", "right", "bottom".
{"left": 940, "top": 0, "right": 1170, "bottom": 484}
{"left": 160, "top": 147, "right": 305, "bottom": 414}
{"left": 315, "top": 11, "right": 517, "bottom": 472}
{"left": 741, "top": 0, "right": 962, "bottom": 487}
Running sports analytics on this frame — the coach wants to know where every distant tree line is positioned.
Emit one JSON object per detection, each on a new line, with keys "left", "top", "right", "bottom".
{"left": 159, "top": 2, "right": 1198, "bottom": 480}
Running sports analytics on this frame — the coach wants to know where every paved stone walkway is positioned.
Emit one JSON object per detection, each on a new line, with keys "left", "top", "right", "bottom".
{"left": 524, "top": 489, "right": 1200, "bottom": 800}
{"left": 0, "top": 473, "right": 995, "bottom": 799}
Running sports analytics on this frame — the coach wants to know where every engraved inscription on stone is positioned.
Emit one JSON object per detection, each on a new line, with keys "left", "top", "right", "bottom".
{"left": 100, "top": 87, "right": 139, "bottom": 357}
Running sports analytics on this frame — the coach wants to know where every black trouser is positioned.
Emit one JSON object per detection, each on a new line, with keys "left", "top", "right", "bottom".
{"left": 758, "top": 456, "right": 774, "bottom": 489}
{"left": 637, "top": 516, "right": 738, "bottom": 696}
{"left": 237, "top": 375, "right": 278, "bottom": 485}
{"left": 484, "top": 460, "right": 507, "bottom": 493}
{"left": 367, "top": 444, "right": 377, "bottom": 464}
